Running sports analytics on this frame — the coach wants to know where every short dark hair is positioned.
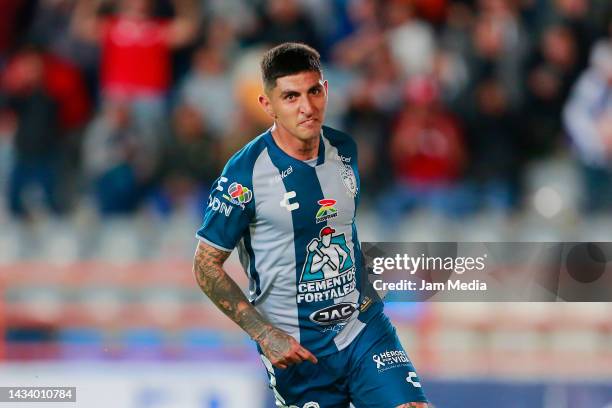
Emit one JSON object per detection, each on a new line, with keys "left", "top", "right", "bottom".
{"left": 260, "top": 43, "right": 322, "bottom": 91}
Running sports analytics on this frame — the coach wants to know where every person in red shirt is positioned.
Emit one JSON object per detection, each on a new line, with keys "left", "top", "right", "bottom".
{"left": 1, "top": 45, "right": 91, "bottom": 218}
{"left": 72, "top": 0, "right": 198, "bottom": 207}
{"left": 72, "top": 0, "right": 198, "bottom": 138}
{"left": 380, "top": 76, "right": 472, "bottom": 221}
{"left": 72, "top": 0, "right": 197, "bottom": 100}
{"left": 391, "top": 76, "right": 465, "bottom": 186}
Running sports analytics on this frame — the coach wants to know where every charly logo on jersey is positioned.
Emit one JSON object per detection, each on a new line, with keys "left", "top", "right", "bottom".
{"left": 303, "top": 403, "right": 320, "bottom": 408}
{"left": 406, "top": 372, "right": 422, "bottom": 388}
{"left": 223, "top": 182, "right": 252, "bottom": 208}
{"left": 280, "top": 191, "right": 299, "bottom": 212}
{"left": 372, "top": 350, "right": 411, "bottom": 372}
{"left": 315, "top": 199, "right": 338, "bottom": 223}
{"left": 297, "top": 226, "right": 356, "bottom": 305}
{"left": 340, "top": 164, "right": 357, "bottom": 198}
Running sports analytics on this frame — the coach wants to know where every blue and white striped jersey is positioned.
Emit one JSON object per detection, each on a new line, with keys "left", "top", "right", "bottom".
{"left": 196, "top": 125, "right": 382, "bottom": 356}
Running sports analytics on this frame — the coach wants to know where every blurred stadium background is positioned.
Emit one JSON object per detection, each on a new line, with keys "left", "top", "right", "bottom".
{"left": 1, "top": 0, "right": 612, "bottom": 406}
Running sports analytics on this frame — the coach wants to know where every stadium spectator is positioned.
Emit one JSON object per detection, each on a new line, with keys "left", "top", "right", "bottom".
{"left": 1, "top": 46, "right": 89, "bottom": 218}
{"left": 413, "top": 0, "right": 448, "bottom": 25}
{"left": 0, "top": 0, "right": 32, "bottom": 61}
{"left": 155, "top": 104, "right": 219, "bottom": 214}
{"left": 436, "top": 3, "right": 473, "bottom": 112}
{"left": 330, "top": 0, "right": 384, "bottom": 69}
{"left": 242, "top": 0, "right": 321, "bottom": 52}
{"left": 380, "top": 76, "right": 469, "bottom": 219}
{"left": 29, "top": 0, "right": 98, "bottom": 67}
{"left": 177, "top": 43, "right": 235, "bottom": 137}
{"left": 466, "top": 2, "right": 528, "bottom": 110}
{"left": 28, "top": 0, "right": 100, "bottom": 101}
{"left": 564, "top": 39, "right": 612, "bottom": 213}
{"left": 384, "top": 0, "right": 436, "bottom": 78}
{"left": 82, "top": 102, "right": 158, "bottom": 215}
{"left": 342, "top": 44, "right": 400, "bottom": 198}
{"left": 522, "top": 24, "right": 579, "bottom": 158}
{"left": 71, "top": 0, "right": 198, "bottom": 136}
{"left": 548, "top": 0, "right": 599, "bottom": 72}
{"left": 464, "top": 76, "right": 522, "bottom": 212}
{"left": 1, "top": 51, "right": 60, "bottom": 218}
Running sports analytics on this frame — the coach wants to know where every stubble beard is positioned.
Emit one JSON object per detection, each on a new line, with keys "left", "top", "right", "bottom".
{"left": 294, "top": 125, "right": 321, "bottom": 156}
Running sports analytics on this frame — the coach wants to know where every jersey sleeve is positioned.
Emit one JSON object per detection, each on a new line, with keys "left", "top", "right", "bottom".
{"left": 196, "top": 166, "right": 255, "bottom": 252}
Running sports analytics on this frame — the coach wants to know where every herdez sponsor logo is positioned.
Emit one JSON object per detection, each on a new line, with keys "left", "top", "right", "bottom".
{"left": 372, "top": 350, "right": 411, "bottom": 372}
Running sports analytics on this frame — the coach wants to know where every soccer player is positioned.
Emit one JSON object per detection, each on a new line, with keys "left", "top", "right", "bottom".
{"left": 193, "top": 43, "right": 429, "bottom": 408}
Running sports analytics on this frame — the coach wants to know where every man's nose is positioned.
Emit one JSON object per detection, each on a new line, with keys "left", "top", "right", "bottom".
{"left": 300, "top": 97, "right": 315, "bottom": 116}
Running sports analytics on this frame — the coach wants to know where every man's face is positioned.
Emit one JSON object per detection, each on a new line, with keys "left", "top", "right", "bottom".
{"left": 120, "top": 0, "right": 152, "bottom": 18}
{"left": 321, "top": 234, "right": 331, "bottom": 247}
{"left": 259, "top": 71, "right": 328, "bottom": 142}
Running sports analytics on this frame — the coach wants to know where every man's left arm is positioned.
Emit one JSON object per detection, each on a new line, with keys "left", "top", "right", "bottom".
{"left": 193, "top": 241, "right": 318, "bottom": 369}
{"left": 166, "top": 0, "right": 199, "bottom": 48}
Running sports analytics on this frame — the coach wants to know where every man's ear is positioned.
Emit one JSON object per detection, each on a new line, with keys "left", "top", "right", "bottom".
{"left": 258, "top": 94, "right": 276, "bottom": 119}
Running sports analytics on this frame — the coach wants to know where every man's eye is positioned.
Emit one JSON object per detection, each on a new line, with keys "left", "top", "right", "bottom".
{"left": 311, "top": 88, "right": 321, "bottom": 95}
{"left": 286, "top": 95, "right": 296, "bottom": 101}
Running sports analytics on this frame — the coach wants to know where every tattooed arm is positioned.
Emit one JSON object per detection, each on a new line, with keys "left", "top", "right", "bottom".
{"left": 193, "top": 241, "right": 318, "bottom": 369}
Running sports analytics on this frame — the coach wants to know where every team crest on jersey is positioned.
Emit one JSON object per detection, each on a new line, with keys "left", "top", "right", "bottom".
{"left": 297, "top": 227, "right": 356, "bottom": 304}
{"left": 341, "top": 164, "right": 357, "bottom": 198}
{"left": 223, "top": 182, "right": 252, "bottom": 207}
{"left": 315, "top": 199, "right": 338, "bottom": 223}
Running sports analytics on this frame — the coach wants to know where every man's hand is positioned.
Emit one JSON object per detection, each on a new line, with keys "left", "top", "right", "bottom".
{"left": 255, "top": 327, "right": 318, "bottom": 369}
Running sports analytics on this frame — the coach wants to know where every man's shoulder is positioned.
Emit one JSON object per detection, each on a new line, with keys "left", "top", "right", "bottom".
{"left": 322, "top": 125, "right": 355, "bottom": 145}
{"left": 222, "top": 132, "right": 269, "bottom": 177}
{"left": 322, "top": 125, "right": 358, "bottom": 158}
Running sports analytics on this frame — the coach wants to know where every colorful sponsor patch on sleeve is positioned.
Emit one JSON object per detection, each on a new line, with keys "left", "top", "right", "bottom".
{"left": 224, "top": 182, "right": 253, "bottom": 207}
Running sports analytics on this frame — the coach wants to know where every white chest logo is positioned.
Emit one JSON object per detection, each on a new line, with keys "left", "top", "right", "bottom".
{"left": 341, "top": 164, "right": 358, "bottom": 198}
{"left": 280, "top": 191, "right": 299, "bottom": 212}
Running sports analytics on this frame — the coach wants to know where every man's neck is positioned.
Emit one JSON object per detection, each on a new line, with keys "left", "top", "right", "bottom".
{"left": 271, "top": 124, "right": 320, "bottom": 161}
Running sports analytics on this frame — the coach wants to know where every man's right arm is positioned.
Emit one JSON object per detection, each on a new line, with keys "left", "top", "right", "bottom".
{"left": 71, "top": 0, "right": 104, "bottom": 43}
{"left": 193, "top": 241, "right": 318, "bottom": 369}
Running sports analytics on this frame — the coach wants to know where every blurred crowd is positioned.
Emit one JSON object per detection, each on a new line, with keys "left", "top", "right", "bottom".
{"left": 1, "top": 0, "right": 612, "bottom": 222}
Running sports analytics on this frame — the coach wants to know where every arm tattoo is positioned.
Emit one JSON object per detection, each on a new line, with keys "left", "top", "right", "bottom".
{"left": 256, "top": 327, "right": 292, "bottom": 360}
{"left": 193, "top": 242, "right": 271, "bottom": 340}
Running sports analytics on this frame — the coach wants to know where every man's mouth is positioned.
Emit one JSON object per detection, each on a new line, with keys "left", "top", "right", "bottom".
{"left": 299, "top": 118, "right": 318, "bottom": 125}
